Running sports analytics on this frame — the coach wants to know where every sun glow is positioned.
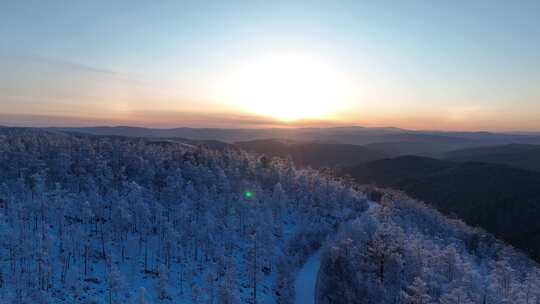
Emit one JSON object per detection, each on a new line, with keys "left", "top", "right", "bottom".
{"left": 216, "top": 52, "right": 355, "bottom": 122}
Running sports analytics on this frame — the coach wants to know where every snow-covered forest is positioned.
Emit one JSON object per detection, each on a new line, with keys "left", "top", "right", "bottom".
{"left": 318, "top": 190, "right": 540, "bottom": 304}
{"left": 0, "top": 128, "right": 538, "bottom": 304}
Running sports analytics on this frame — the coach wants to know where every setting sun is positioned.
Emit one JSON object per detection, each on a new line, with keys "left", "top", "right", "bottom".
{"left": 216, "top": 52, "right": 354, "bottom": 121}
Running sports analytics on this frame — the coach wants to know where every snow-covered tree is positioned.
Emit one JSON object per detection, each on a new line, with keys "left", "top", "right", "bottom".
{"left": 107, "top": 265, "right": 125, "bottom": 304}
{"left": 439, "top": 287, "right": 473, "bottom": 304}
{"left": 402, "top": 277, "right": 432, "bottom": 304}
{"left": 136, "top": 287, "right": 150, "bottom": 304}
{"left": 155, "top": 264, "right": 169, "bottom": 301}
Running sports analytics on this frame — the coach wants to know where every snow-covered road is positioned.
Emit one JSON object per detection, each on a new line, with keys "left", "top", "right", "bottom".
{"left": 294, "top": 250, "right": 321, "bottom": 304}
{"left": 293, "top": 201, "right": 377, "bottom": 304}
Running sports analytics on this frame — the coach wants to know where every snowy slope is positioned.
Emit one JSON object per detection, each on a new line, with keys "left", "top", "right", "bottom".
{"left": 0, "top": 130, "right": 538, "bottom": 304}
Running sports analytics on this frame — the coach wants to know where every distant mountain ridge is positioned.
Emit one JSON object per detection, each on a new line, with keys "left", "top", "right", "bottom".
{"left": 44, "top": 126, "right": 540, "bottom": 159}
{"left": 47, "top": 125, "right": 540, "bottom": 142}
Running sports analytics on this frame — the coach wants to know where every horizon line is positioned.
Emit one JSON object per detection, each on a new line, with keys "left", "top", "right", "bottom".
{"left": 2, "top": 123, "right": 540, "bottom": 135}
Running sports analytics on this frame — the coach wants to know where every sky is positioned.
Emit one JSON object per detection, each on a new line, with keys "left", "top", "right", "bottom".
{"left": 1, "top": 0, "right": 539, "bottom": 131}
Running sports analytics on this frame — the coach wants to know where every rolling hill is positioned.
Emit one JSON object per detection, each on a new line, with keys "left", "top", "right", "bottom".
{"left": 234, "top": 139, "right": 387, "bottom": 168}
{"left": 445, "top": 144, "right": 540, "bottom": 172}
{"left": 343, "top": 156, "right": 540, "bottom": 259}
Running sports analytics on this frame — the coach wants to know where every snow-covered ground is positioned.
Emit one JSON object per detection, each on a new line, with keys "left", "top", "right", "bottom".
{"left": 367, "top": 200, "right": 378, "bottom": 210}
{"left": 294, "top": 250, "right": 321, "bottom": 304}
{"left": 3, "top": 131, "right": 539, "bottom": 304}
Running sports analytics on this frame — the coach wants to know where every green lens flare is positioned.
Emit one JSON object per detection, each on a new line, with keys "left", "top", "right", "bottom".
{"left": 244, "top": 191, "right": 254, "bottom": 198}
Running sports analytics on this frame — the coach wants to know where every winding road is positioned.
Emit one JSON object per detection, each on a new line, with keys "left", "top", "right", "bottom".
{"left": 294, "top": 201, "right": 377, "bottom": 304}
{"left": 294, "top": 250, "right": 322, "bottom": 304}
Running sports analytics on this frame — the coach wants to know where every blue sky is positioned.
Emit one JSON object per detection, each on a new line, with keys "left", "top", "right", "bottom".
{"left": 1, "top": 0, "right": 539, "bottom": 130}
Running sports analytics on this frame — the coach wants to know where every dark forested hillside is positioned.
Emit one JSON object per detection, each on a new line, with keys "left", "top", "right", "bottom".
{"left": 446, "top": 144, "right": 540, "bottom": 172}
{"left": 234, "top": 139, "right": 387, "bottom": 168}
{"left": 343, "top": 156, "right": 540, "bottom": 259}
